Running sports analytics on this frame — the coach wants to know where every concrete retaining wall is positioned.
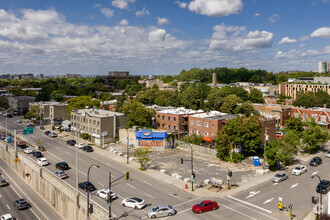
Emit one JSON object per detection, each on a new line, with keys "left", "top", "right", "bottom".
{"left": 177, "top": 141, "right": 217, "bottom": 157}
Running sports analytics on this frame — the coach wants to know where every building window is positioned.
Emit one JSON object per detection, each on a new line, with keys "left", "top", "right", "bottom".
{"left": 174, "top": 117, "right": 176, "bottom": 122}
{"left": 191, "top": 129, "right": 194, "bottom": 134}
{"left": 97, "top": 129, "right": 100, "bottom": 134}
{"left": 162, "top": 115, "right": 165, "bottom": 120}
{"left": 321, "top": 115, "right": 326, "bottom": 122}
{"left": 212, "top": 133, "right": 215, "bottom": 138}
{"left": 168, "top": 125, "right": 171, "bottom": 129}
{"left": 93, "top": 128, "right": 96, "bottom": 133}
{"left": 97, "top": 121, "right": 100, "bottom": 126}
{"left": 191, "top": 120, "right": 194, "bottom": 125}
{"left": 204, "top": 131, "right": 209, "bottom": 137}
{"left": 168, "top": 116, "right": 171, "bottom": 121}
{"left": 162, "top": 124, "right": 165, "bottom": 128}
{"left": 306, "top": 114, "right": 308, "bottom": 118}
{"left": 294, "top": 113, "right": 300, "bottom": 118}
{"left": 157, "top": 123, "right": 160, "bottom": 127}
{"left": 302, "top": 113, "right": 305, "bottom": 118}
{"left": 157, "top": 115, "right": 160, "bottom": 118}
{"left": 212, "top": 123, "right": 215, "bottom": 128}
{"left": 174, "top": 126, "right": 176, "bottom": 130}
{"left": 197, "top": 130, "right": 200, "bottom": 135}
{"left": 197, "top": 121, "right": 201, "bottom": 126}
{"left": 204, "top": 122, "right": 209, "bottom": 128}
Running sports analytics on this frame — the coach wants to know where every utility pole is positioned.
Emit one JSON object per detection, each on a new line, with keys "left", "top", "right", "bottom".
{"left": 180, "top": 143, "right": 194, "bottom": 191}
{"left": 126, "top": 128, "right": 129, "bottom": 164}
{"left": 108, "top": 172, "right": 112, "bottom": 219}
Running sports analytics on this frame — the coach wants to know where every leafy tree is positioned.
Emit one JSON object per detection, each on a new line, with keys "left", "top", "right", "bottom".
{"left": 134, "top": 148, "right": 152, "bottom": 170}
{"left": 264, "top": 140, "right": 281, "bottom": 169}
{"left": 220, "top": 86, "right": 248, "bottom": 101}
{"left": 215, "top": 131, "right": 230, "bottom": 161}
{"left": 205, "top": 88, "right": 224, "bottom": 110}
{"left": 51, "top": 90, "right": 65, "bottom": 102}
{"left": 81, "top": 133, "right": 91, "bottom": 144}
{"left": 154, "top": 90, "right": 180, "bottom": 107}
{"left": 220, "top": 95, "right": 241, "bottom": 114}
{"left": 136, "top": 88, "right": 158, "bottom": 105}
{"left": 168, "top": 81, "right": 178, "bottom": 88}
{"left": 315, "top": 90, "right": 330, "bottom": 107}
{"left": 285, "top": 117, "right": 303, "bottom": 134}
{"left": 120, "top": 100, "right": 155, "bottom": 128}
{"left": 293, "top": 92, "right": 319, "bottom": 108}
{"left": 180, "top": 86, "right": 200, "bottom": 109}
{"left": 99, "top": 92, "right": 115, "bottom": 101}
{"left": 25, "top": 105, "right": 40, "bottom": 120}
{"left": 0, "top": 97, "right": 9, "bottom": 109}
{"left": 277, "top": 94, "right": 291, "bottom": 104}
{"left": 36, "top": 83, "right": 56, "bottom": 101}
{"left": 248, "top": 87, "right": 264, "bottom": 103}
{"left": 115, "top": 95, "right": 127, "bottom": 112}
{"left": 66, "top": 96, "right": 100, "bottom": 115}
{"left": 235, "top": 101, "right": 260, "bottom": 117}
{"left": 301, "top": 118, "right": 329, "bottom": 153}
{"left": 182, "top": 134, "right": 204, "bottom": 145}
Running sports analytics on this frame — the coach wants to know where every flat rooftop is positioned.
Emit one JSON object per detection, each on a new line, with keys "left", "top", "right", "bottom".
{"left": 72, "top": 108, "right": 125, "bottom": 118}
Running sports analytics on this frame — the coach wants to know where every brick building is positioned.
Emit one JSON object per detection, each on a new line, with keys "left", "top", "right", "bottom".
{"left": 259, "top": 117, "right": 277, "bottom": 144}
{"left": 291, "top": 106, "right": 330, "bottom": 129}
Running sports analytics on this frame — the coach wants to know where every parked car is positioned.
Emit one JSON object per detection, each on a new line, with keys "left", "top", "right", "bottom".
{"left": 292, "top": 165, "right": 307, "bottom": 176}
{"left": 16, "top": 119, "right": 22, "bottom": 123}
{"left": 13, "top": 199, "right": 30, "bottom": 210}
{"left": 309, "top": 157, "right": 322, "bottom": 166}
{"left": 49, "top": 133, "right": 57, "bottom": 138}
{"left": 96, "top": 189, "right": 117, "bottom": 200}
{"left": 272, "top": 173, "right": 289, "bottom": 183}
{"left": 0, "top": 214, "right": 16, "bottom": 220}
{"left": 17, "top": 142, "right": 27, "bottom": 149}
{"left": 75, "top": 143, "right": 84, "bottom": 149}
{"left": 26, "top": 124, "right": 33, "bottom": 128}
{"left": 82, "top": 146, "right": 93, "bottom": 152}
{"left": 44, "top": 131, "right": 51, "bottom": 136}
{"left": 121, "top": 197, "right": 146, "bottom": 209}
{"left": 316, "top": 179, "right": 330, "bottom": 194}
{"left": 0, "top": 134, "right": 6, "bottom": 140}
{"left": 32, "top": 151, "right": 43, "bottom": 158}
{"left": 276, "top": 132, "right": 283, "bottom": 139}
{"left": 4, "top": 114, "right": 12, "bottom": 118}
{"left": 55, "top": 162, "right": 69, "bottom": 170}
{"left": 66, "top": 139, "right": 76, "bottom": 146}
{"left": 64, "top": 128, "right": 70, "bottom": 132}
{"left": 147, "top": 205, "right": 176, "bottom": 218}
{"left": 78, "top": 181, "right": 97, "bottom": 192}
{"left": 23, "top": 147, "right": 33, "bottom": 154}
{"left": 37, "top": 158, "right": 49, "bottom": 166}
{"left": 0, "top": 179, "right": 9, "bottom": 187}
{"left": 325, "top": 151, "right": 330, "bottom": 158}
{"left": 54, "top": 170, "right": 68, "bottom": 179}
{"left": 192, "top": 200, "right": 219, "bottom": 214}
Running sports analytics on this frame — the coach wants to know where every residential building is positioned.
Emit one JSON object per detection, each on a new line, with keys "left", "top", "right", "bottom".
{"left": 29, "top": 101, "right": 69, "bottom": 125}
{"left": 96, "top": 71, "right": 140, "bottom": 86}
{"left": 100, "top": 100, "right": 117, "bottom": 111}
{"left": 259, "top": 117, "right": 277, "bottom": 144}
{"left": 253, "top": 104, "right": 292, "bottom": 128}
{"left": 7, "top": 96, "right": 35, "bottom": 114}
{"left": 71, "top": 108, "right": 127, "bottom": 145}
{"left": 188, "top": 111, "right": 237, "bottom": 141}
{"left": 279, "top": 83, "right": 330, "bottom": 100}
{"left": 291, "top": 106, "right": 330, "bottom": 130}
{"left": 318, "top": 61, "right": 330, "bottom": 73}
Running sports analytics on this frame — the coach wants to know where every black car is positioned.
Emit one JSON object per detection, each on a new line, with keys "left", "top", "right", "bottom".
{"left": 55, "top": 162, "right": 69, "bottom": 170}
{"left": 44, "top": 131, "right": 51, "bottom": 136}
{"left": 64, "top": 128, "right": 71, "bottom": 132}
{"left": 0, "top": 134, "right": 6, "bottom": 140}
{"left": 316, "top": 179, "right": 330, "bottom": 194}
{"left": 27, "top": 124, "right": 33, "bottom": 128}
{"left": 14, "top": 199, "right": 30, "bottom": 210}
{"left": 309, "top": 157, "right": 322, "bottom": 166}
{"left": 4, "top": 114, "right": 12, "bottom": 118}
{"left": 78, "top": 181, "right": 97, "bottom": 192}
{"left": 17, "top": 141, "right": 27, "bottom": 149}
{"left": 66, "top": 139, "right": 76, "bottom": 146}
{"left": 32, "top": 151, "right": 43, "bottom": 158}
{"left": 82, "top": 146, "right": 93, "bottom": 152}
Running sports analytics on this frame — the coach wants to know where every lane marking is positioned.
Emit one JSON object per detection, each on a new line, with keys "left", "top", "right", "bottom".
{"left": 97, "top": 182, "right": 104, "bottom": 187}
{"left": 6, "top": 204, "right": 10, "bottom": 210}
{"left": 105, "top": 163, "right": 112, "bottom": 167}
{"left": 246, "top": 191, "right": 260, "bottom": 199}
{"left": 169, "top": 194, "right": 180, "bottom": 199}
{"left": 290, "top": 183, "right": 299, "bottom": 189}
{"left": 79, "top": 158, "right": 83, "bottom": 161}
{"left": 30, "top": 207, "right": 41, "bottom": 220}
{"left": 144, "top": 193, "right": 154, "bottom": 198}
{"left": 220, "top": 203, "right": 257, "bottom": 220}
{"left": 227, "top": 196, "right": 272, "bottom": 213}
{"left": 143, "top": 181, "right": 152, "bottom": 186}
{"left": 273, "top": 183, "right": 279, "bottom": 186}
{"left": 263, "top": 198, "right": 274, "bottom": 204}
{"left": 127, "top": 183, "right": 135, "bottom": 189}
{"left": 0, "top": 194, "right": 2, "bottom": 198}
{"left": 65, "top": 152, "right": 71, "bottom": 155}
{"left": 56, "top": 146, "right": 60, "bottom": 149}
{"left": 311, "top": 171, "right": 318, "bottom": 177}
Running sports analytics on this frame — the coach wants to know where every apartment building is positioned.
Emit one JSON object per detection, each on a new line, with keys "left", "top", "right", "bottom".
{"left": 253, "top": 103, "right": 292, "bottom": 128}
{"left": 279, "top": 83, "right": 330, "bottom": 100}
{"left": 71, "top": 108, "right": 127, "bottom": 145}
{"left": 29, "top": 101, "right": 69, "bottom": 125}
{"left": 291, "top": 106, "right": 330, "bottom": 130}
{"left": 7, "top": 96, "right": 35, "bottom": 114}
{"left": 100, "top": 100, "right": 117, "bottom": 111}
{"left": 188, "top": 111, "right": 237, "bottom": 141}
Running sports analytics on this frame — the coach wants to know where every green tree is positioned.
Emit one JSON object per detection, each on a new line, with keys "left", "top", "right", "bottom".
{"left": 293, "top": 92, "right": 319, "bottom": 108}
{"left": 66, "top": 96, "right": 100, "bottom": 115}
{"left": 215, "top": 131, "right": 230, "bottom": 161}
{"left": 235, "top": 101, "right": 260, "bottom": 117}
{"left": 220, "top": 95, "right": 241, "bottom": 114}
{"left": 277, "top": 94, "right": 291, "bottom": 104}
{"left": 51, "top": 90, "right": 65, "bottom": 102}
{"left": 220, "top": 86, "right": 248, "bottom": 101}
{"left": 0, "top": 97, "right": 9, "bottom": 109}
{"left": 285, "top": 117, "right": 303, "bottom": 134}
{"left": 81, "top": 133, "right": 91, "bottom": 144}
{"left": 25, "top": 105, "right": 40, "bottom": 120}
{"left": 182, "top": 134, "right": 204, "bottom": 145}
{"left": 301, "top": 118, "right": 329, "bottom": 153}
{"left": 134, "top": 148, "right": 152, "bottom": 170}
{"left": 248, "top": 87, "right": 265, "bottom": 103}
{"left": 315, "top": 90, "right": 330, "bottom": 107}
{"left": 120, "top": 100, "right": 155, "bottom": 128}
{"left": 180, "top": 86, "right": 200, "bottom": 109}
{"left": 205, "top": 88, "right": 224, "bottom": 111}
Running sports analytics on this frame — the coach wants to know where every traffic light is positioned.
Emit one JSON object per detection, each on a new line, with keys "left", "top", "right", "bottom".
{"left": 312, "top": 196, "right": 318, "bottom": 204}
{"left": 17, "top": 137, "right": 19, "bottom": 141}
{"left": 180, "top": 157, "right": 183, "bottom": 164}
{"left": 228, "top": 170, "right": 232, "bottom": 177}
{"left": 192, "top": 172, "right": 196, "bottom": 179}
{"left": 89, "top": 204, "right": 94, "bottom": 214}
{"left": 126, "top": 171, "right": 129, "bottom": 180}
{"left": 37, "top": 139, "right": 40, "bottom": 145}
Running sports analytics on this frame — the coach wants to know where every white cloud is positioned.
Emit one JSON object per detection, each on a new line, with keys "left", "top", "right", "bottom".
{"left": 119, "top": 19, "right": 129, "bottom": 25}
{"left": 275, "top": 50, "right": 300, "bottom": 59}
{"left": 299, "top": 36, "right": 310, "bottom": 41}
{"left": 254, "top": 13, "right": 260, "bottom": 17}
{"left": 135, "top": 7, "right": 150, "bottom": 17}
{"left": 100, "top": 8, "right": 114, "bottom": 18}
{"left": 299, "top": 44, "right": 306, "bottom": 48}
{"left": 175, "top": 1, "right": 187, "bottom": 8}
{"left": 157, "top": 17, "right": 169, "bottom": 25}
{"left": 111, "top": 0, "right": 135, "bottom": 10}
{"left": 188, "top": 0, "right": 242, "bottom": 17}
{"left": 311, "top": 27, "right": 330, "bottom": 38}
{"left": 268, "top": 14, "right": 279, "bottom": 23}
{"left": 209, "top": 24, "right": 273, "bottom": 51}
{"left": 148, "top": 29, "right": 166, "bottom": 42}
{"left": 278, "top": 37, "right": 297, "bottom": 44}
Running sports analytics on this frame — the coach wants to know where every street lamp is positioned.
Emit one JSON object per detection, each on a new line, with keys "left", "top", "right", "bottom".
{"left": 87, "top": 164, "right": 100, "bottom": 218}
{"left": 180, "top": 143, "right": 194, "bottom": 191}
{"left": 311, "top": 173, "right": 323, "bottom": 220}
{"left": 126, "top": 128, "right": 129, "bottom": 164}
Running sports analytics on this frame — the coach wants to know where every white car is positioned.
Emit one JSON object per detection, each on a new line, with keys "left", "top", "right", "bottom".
{"left": 325, "top": 151, "right": 330, "bottom": 158}
{"left": 54, "top": 170, "right": 68, "bottom": 179}
{"left": 23, "top": 147, "right": 33, "bottom": 154}
{"left": 75, "top": 143, "right": 85, "bottom": 149}
{"left": 1, "top": 213, "right": 14, "bottom": 220}
{"left": 121, "top": 197, "right": 146, "bottom": 209}
{"left": 37, "top": 157, "right": 49, "bottom": 166}
{"left": 292, "top": 165, "right": 307, "bottom": 176}
{"left": 96, "top": 189, "right": 118, "bottom": 200}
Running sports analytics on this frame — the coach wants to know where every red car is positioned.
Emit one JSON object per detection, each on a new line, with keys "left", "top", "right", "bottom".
{"left": 192, "top": 200, "right": 219, "bottom": 214}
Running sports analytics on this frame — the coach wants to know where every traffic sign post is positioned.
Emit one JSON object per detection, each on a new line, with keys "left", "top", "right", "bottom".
{"left": 23, "top": 127, "right": 34, "bottom": 135}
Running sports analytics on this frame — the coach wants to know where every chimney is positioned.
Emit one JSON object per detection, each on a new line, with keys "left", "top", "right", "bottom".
{"left": 212, "top": 72, "right": 217, "bottom": 86}
{"left": 324, "top": 104, "right": 327, "bottom": 108}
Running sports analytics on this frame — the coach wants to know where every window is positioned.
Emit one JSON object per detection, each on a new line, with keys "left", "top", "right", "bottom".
{"left": 168, "top": 125, "right": 171, "bottom": 129}
{"left": 191, "top": 120, "right": 194, "bottom": 125}
{"left": 97, "top": 129, "right": 100, "bottom": 134}
{"left": 168, "top": 116, "right": 171, "bottom": 121}
{"left": 197, "top": 130, "right": 200, "bottom": 135}
{"left": 321, "top": 115, "right": 326, "bottom": 122}
{"left": 294, "top": 113, "right": 300, "bottom": 118}
{"left": 204, "top": 131, "right": 209, "bottom": 137}
{"left": 162, "top": 115, "right": 165, "bottom": 120}
{"left": 191, "top": 129, "right": 194, "bottom": 134}
{"left": 157, "top": 115, "right": 160, "bottom": 118}
{"left": 97, "top": 121, "right": 100, "bottom": 126}
{"left": 306, "top": 114, "right": 308, "bottom": 118}
{"left": 174, "top": 126, "right": 176, "bottom": 130}
{"left": 157, "top": 123, "right": 160, "bottom": 127}
{"left": 204, "top": 122, "right": 209, "bottom": 128}
{"left": 174, "top": 117, "right": 176, "bottom": 122}
{"left": 197, "top": 121, "right": 201, "bottom": 126}
{"left": 162, "top": 124, "right": 165, "bottom": 128}
{"left": 212, "top": 133, "right": 215, "bottom": 138}
{"left": 93, "top": 120, "right": 96, "bottom": 125}
{"left": 212, "top": 123, "right": 215, "bottom": 128}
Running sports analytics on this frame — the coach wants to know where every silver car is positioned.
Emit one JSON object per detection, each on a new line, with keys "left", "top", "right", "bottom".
{"left": 147, "top": 205, "right": 176, "bottom": 218}
{"left": 325, "top": 151, "right": 330, "bottom": 158}
{"left": 272, "top": 173, "right": 288, "bottom": 183}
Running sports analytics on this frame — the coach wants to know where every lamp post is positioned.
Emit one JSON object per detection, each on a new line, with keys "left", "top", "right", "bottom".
{"left": 180, "top": 143, "right": 194, "bottom": 191}
{"left": 311, "top": 174, "right": 323, "bottom": 220}
{"left": 75, "top": 128, "right": 79, "bottom": 191}
{"left": 126, "top": 128, "right": 129, "bottom": 164}
{"left": 87, "top": 164, "right": 100, "bottom": 218}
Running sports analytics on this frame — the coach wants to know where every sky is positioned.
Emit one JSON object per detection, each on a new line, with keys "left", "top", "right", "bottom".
{"left": 0, "top": 0, "right": 330, "bottom": 76}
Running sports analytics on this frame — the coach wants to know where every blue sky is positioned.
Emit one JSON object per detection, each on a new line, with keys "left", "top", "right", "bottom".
{"left": 0, "top": 0, "right": 330, "bottom": 76}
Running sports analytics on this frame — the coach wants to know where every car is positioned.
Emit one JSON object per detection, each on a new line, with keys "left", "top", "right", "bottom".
{"left": 64, "top": 128, "right": 70, "bottom": 132}
{"left": 26, "top": 124, "right": 33, "bottom": 127}
{"left": 4, "top": 114, "right": 12, "bottom": 118}
{"left": 325, "top": 151, "right": 330, "bottom": 158}
{"left": 13, "top": 199, "right": 30, "bottom": 210}
{"left": 147, "top": 205, "right": 176, "bottom": 218}
{"left": 96, "top": 189, "right": 118, "bottom": 200}
{"left": 49, "top": 133, "right": 57, "bottom": 138}
{"left": 82, "top": 146, "right": 93, "bottom": 152}
{"left": 32, "top": 151, "right": 43, "bottom": 158}
{"left": 37, "top": 157, "right": 49, "bottom": 166}
{"left": 66, "top": 139, "right": 76, "bottom": 146}
{"left": 17, "top": 141, "right": 27, "bottom": 149}
{"left": 44, "top": 131, "right": 51, "bottom": 136}
{"left": 54, "top": 170, "right": 68, "bottom": 179}
{"left": 276, "top": 132, "right": 283, "bottom": 139}
{"left": 78, "top": 181, "right": 97, "bottom": 192}
{"left": 16, "top": 119, "right": 22, "bottom": 123}
{"left": 0, "top": 214, "right": 16, "bottom": 220}
{"left": 75, "top": 143, "right": 85, "bottom": 149}
{"left": 316, "top": 179, "right": 330, "bottom": 194}
{"left": 0, "top": 179, "right": 9, "bottom": 187}
{"left": 192, "top": 200, "right": 219, "bottom": 214}
{"left": 292, "top": 165, "right": 307, "bottom": 176}
{"left": 121, "top": 197, "right": 146, "bottom": 209}
{"left": 0, "top": 134, "right": 6, "bottom": 140}
{"left": 309, "top": 157, "right": 322, "bottom": 166}
{"left": 23, "top": 147, "right": 33, "bottom": 154}
{"left": 272, "top": 173, "right": 289, "bottom": 183}
{"left": 55, "top": 162, "right": 69, "bottom": 170}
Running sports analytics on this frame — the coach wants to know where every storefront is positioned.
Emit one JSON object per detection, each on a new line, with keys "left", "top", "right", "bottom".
{"left": 135, "top": 129, "right": 168, "bottom": 150}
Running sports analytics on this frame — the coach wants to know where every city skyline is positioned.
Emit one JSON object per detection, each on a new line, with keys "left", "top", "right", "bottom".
{"left": 0, "top": 0, "right": 330, "bottom": 75}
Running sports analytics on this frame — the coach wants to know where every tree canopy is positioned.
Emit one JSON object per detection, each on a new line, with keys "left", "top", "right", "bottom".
{"left": 120, "top": 100, "right": 155, "bottom": 128}
{"left": 66, "top": 96, "right": 100, "bottom": 115}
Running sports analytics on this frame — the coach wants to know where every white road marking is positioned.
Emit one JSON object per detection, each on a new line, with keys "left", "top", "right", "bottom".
{"left": 143, "top": 181, "right": 152, "bottom": 186}
{"left": 273, "top": 182, "right": 279, "bottom": 186}
{"left": 311, "top": 171, "right": 318, "bottom": 177}
{"left": 173, "top": 196, "right": 202, "bottom": 207}
{"left": 65, "top": 152, "right": 71, "bottom": 155}
{"left": 169, "top": 194, "right": 180, "bottom": 199}
{"left": 144, "top": 193, "right": 154, "bottom": 198}
{"left": 6, "top": 204, "right": 10, "bottom": 210}
{"left": 30, "top": 208, "right": 41, "bottom": 220}
{"left": 105, "top": 163, "right": 112, "bottom": 167}
{"left": 263, "top": 198, "right": 274, "bottom": 204}
{"left": 97, "top": 182, "right": 104, "bottom": 187}
{"left": 0, "top": 194, "right": 2, "bottom": 198}
{"left": 127, "top": 183, "right": 135, "bottom": 189}
{"left": 290, "top": 183, "right": 299, "bottom": 189}
{"left": 227, "top": 196, "right": 272, "bottom": 213}
{"left": 220, "top": 203, "right": 257, "bottom": 220}
{"left": 246, "top": 191, "right": 260, "bottom": 199}
{"left": 79, "top": 158, "right": 83, "bottom": 161}
{"left": 56, "top": 146, "right": 60, "bottom": 149}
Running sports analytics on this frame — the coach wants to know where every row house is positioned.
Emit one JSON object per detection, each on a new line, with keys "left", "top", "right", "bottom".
{"left": 291, "top": 106, "right": 330, "bottom": 130}
{"left": 30, "top": 101, "right": 69, "bottom": 125}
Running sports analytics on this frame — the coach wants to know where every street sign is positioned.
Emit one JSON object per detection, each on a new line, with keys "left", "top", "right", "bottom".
{"left": 108, "top": 202, "right": 112, "bottom": 207}
{"left": 13, "top": 158, "right": 19, "bottom": 163}
{"left": 191, "top": 175, "right": 194, "bottom": 182}
{"left": 23, "top": 127, "right": 33, "bottom": 135}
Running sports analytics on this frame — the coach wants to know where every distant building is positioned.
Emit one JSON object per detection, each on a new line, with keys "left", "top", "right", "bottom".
{"left": 29, "top": 101, "right": 69, "bottom": 125}
{"left": 259, "top": 117, "right": 277, "bottom": 144}
{"left": 212, "top": 72, "right": 217, "bottom": 86}
{"left": 96, "top": 71, "right": 140, "bottom": 87}
{"left": 319, "top": 61, "right": 330, "bottom": 73}
{"left": 100, "top": 100, "right": 117, "bottom": 111}
{"left": 7, "top": 96, "right": 35, "bottom": 114}
{"left": 279, "top": 83, "right": 330, "bottom": 100}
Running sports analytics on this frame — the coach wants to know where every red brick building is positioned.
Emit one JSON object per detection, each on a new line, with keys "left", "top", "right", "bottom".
{"left": 259, "top": 117, "right": 277, "bottom": 144}
{"left": 291, "top": 106, "right": 330, "bottom": 129}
